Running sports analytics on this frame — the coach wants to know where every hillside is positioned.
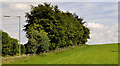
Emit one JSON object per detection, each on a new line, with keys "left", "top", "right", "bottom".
{"left": 2, "top": 43, "right": 118, "bottom": 64}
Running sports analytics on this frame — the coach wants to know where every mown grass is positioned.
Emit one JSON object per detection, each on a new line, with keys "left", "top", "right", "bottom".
{"left": 2, "top": 43, "right": 118, "bottom": 64}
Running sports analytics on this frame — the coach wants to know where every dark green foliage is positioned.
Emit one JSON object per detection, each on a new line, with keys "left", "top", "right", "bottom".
{"left": 1, "top": 30, "right": 19, "bottom": 56}
{"left": 1, "top": 30, "right": 27, "bottom": 56}
{"left": 21, "top": 44, "right": 26, "bottom": 54}
{"left": 2, "top": 31, "right": 11, "bottom": 56}
{"left": 24, "top": 3, "right": 90, "bottom": 54}
{"left": 73, "top": 13, "right": 90, "bottom": 44}
{"left": 10, "top": 38, "right": 19, "bottom": 56}
{"left": 81, "top": 26, "right": 90, "bottom": 44}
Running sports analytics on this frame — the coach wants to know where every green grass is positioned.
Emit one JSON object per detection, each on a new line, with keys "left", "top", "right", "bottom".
{"left": 2, "top": 43, "right": 118, "bottom": 64}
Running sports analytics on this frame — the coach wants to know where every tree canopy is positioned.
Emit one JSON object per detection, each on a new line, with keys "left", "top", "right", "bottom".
{"left": 1, "top": 30, "right": 26, "bottom": 56}
{"left": 1, "top": 30, "right": 19, "bottom": 56}
{"left": 24, "top": 3, "right": 90, "bottom": 54}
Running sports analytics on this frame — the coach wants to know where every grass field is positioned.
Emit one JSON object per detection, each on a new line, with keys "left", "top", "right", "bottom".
{"left": 2, "top": 43, "right": 118, "bottom": 64}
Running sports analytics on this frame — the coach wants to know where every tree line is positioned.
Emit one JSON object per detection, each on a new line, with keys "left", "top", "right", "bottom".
{"left": 1, "top": 3, "right": 90, "bottom": 56}
{"left": 24, "top": 3, "right": 90, "bottom": 54}
{"left": 1, "top": 31, "right": 26, "bottom": 56}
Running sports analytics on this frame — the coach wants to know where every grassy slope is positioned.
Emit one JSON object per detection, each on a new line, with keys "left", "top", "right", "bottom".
{"left": 2, "top": 43, "right": 118, "bottom": 64}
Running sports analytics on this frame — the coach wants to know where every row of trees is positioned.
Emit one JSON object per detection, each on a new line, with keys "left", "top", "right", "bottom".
{"left": 24, "top": 3, "right": 90, "bottom": 54}
{"left": 1, "top": 30, "right": 26, "bottom": 56}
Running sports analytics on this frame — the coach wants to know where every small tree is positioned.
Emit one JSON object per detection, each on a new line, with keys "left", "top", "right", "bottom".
{"left": 36, "top": 30, "right": 50, "bottom": 54}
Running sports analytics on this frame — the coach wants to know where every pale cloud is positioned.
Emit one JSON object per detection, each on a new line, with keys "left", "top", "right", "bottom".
{"left": 87, "top": 23, "right": 118, "bottom": 45}
{"left": 10, "top": 3, "right": 28, "bottom": 10}
{"left": 87, "top": 22, "right": 105, "bottom": 29}
{"left": 7, "top": 3, "right": 31, "bottom": 11}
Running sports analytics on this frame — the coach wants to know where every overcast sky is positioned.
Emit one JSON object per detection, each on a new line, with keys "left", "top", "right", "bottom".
{"left": 1, "top": 0, "right": 119, "bottom": 45}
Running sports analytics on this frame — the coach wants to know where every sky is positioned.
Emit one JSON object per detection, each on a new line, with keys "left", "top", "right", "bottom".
{"left": 1, "top": 0, "right": 119, "bottom": 45}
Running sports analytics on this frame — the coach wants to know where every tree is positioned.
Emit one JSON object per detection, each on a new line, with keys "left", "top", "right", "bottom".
{"left": 2, "top": 31, "right": 11, "bottom": 56}
{"left": 1, "top": 30, "right": 19, "bottom": 56}
{"left": 24, "top": 3, "right": 90, "bottom": 54}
